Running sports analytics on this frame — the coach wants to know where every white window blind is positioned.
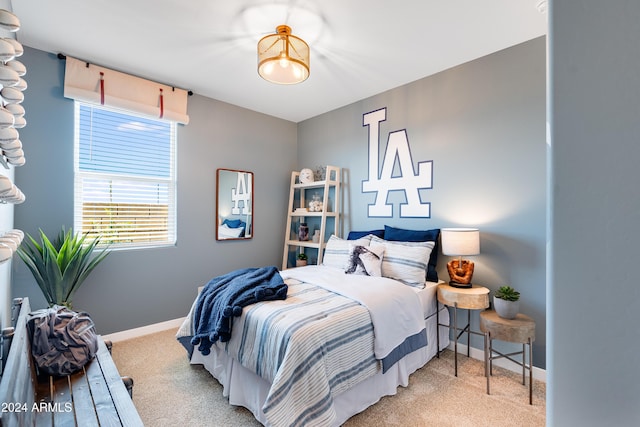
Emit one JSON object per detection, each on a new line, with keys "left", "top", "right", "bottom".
{"left": 74, "top": 102, "right": 177, "bottom": 249}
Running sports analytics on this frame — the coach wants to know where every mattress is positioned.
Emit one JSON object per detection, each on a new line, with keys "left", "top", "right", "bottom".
{"left": 187, "top": 278, "right": 450, "bottom": 426}
{"left": 415, "top": 280, "right": 443, "bottom": 319}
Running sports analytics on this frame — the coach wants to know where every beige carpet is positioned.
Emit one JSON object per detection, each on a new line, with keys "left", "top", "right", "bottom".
{"left": 110, "top": 328, "right": 545, "bottom": 427}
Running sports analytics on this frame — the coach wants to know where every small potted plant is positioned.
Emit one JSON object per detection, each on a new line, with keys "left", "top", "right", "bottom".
{"left": 296, "top": 252, "right": 308, "bottom": 267}
{"left": 493, "top": 285, "right": 520, "bottom": 319}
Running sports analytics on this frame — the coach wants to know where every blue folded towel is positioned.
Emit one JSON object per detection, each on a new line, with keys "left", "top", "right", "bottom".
{"left": 190, "top": 266, "right": 287, "bottom": 355}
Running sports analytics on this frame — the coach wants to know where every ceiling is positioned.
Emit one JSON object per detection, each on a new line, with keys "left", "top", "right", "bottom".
{"left": 6, "top": 0, "right": 546, "bottom": 123}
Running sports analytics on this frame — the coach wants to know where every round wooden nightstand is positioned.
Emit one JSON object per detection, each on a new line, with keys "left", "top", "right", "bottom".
{"left": 436, "top": 283, "right": 490, "bottom": 376}
{"left": 480, "top": 310, "right": 536, "bottom": 404}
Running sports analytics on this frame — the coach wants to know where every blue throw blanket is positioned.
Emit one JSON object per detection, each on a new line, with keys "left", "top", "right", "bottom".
{"left": 190, "top": 266, "right": 287, "bottom": 355}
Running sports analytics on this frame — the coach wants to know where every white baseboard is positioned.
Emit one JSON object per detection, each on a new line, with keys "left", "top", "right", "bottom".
{"left": 447, "top": 342, "right": 546, "bottom": 382}
{"left": 102, "top": 317, "right": 185, "bottom": 343}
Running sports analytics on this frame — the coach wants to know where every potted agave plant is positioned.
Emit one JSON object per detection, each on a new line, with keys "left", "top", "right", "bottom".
{"left": 493, "top": 285, "right": 520, "bottom": 319}
{"left": 17, "top": 227, "right": 110, "bottom": 309}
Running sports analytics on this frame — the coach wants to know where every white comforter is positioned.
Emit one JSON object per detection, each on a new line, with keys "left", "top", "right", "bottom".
{"left": 279, "top": 265, "right": 426, "bottom": 360}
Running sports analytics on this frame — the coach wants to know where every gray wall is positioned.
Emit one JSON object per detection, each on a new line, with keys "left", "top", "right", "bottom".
{"left": 298, "top": 37, "right": 547, "bottom": 367}
{"left": 548, "top": 1, "right": 640, "bottom": 425}
{"left": 13, "top": 47, "right": 297, "bottom": 334}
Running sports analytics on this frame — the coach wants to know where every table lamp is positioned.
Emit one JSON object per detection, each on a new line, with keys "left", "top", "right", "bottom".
{"left": 441, "top": 228, "right": 480, "bottom": 288}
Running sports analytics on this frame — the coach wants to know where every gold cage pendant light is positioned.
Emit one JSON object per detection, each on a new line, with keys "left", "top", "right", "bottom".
{"left": 258, "top": 25, "right": 310, "bottom": 84}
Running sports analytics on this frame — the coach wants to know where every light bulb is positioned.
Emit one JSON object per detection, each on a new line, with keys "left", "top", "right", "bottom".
{"left": 279, "top": 53, "right": 289, "bottom": 68}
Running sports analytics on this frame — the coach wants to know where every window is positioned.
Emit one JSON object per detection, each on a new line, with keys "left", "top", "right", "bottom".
{"left": 74, "top": 102, "right": 176, "bottom": 249}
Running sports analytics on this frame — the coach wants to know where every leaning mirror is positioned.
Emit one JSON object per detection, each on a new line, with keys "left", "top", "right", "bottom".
{"left": 216, "top": 168, "right": 253, "bottom": 240}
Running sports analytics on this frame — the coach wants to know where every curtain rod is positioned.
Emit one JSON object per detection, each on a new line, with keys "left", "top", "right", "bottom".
{"left": 57, "top": 53, "right": 193, "bottom": 96}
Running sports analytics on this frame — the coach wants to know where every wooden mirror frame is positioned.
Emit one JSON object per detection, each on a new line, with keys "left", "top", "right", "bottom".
{"left": 216, "top": 168, "right": 254, "bottom": 241}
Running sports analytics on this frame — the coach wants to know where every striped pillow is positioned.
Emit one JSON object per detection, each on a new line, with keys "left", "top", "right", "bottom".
{"left": 369, "top": 236, "right": 435, "bottom": 288}
{"left": 322, "top": 235, "right": 371, "bottom": 269}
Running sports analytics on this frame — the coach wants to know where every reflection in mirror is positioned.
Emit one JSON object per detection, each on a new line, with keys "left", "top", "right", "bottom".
{"left": 216, "top": 168, "right": 253, "bottom": 240}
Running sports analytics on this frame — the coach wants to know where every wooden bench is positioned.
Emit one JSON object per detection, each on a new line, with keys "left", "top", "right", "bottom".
{"left": 0, "top": 298, "right": 143, "bottom": 427}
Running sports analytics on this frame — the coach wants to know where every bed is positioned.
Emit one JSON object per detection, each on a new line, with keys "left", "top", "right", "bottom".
{"left": 177, "top": 231, "right": 450, "bottom": 427}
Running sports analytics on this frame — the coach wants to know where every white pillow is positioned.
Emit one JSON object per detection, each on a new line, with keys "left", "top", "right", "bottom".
{"left": 218, "top": 224, "right": 244, "bottom": 238}
{"left": 369, "top": 236, "right": 435, "bottom": 288}
{"left": 322, "top": 235, "right": 370, "bottom": 269}
{"left": 345, "top": 243, "right": 385, "bottom": 276}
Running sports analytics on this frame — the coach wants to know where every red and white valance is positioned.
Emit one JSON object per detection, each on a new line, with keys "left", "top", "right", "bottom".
{"left": 63, "top": 56, "right": 189, "bottom": 124}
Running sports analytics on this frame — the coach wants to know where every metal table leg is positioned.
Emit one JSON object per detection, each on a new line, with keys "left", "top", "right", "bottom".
{"left": 484, "top": 331, "right": 490, "bottom": 395}
{"left": 529, "top": 337, "right": 533, "bottom": 405}
{"left": 522, "top": 343, "right": 526, "bottom": 385}
{"left": 467, "top": 308, "right": 471, "bottom": 357}
{"left": 436, "top": 301, "right": 440, "bottom": 358}
{"left": 453, "top": 303, "right": 458, "bottom": 376}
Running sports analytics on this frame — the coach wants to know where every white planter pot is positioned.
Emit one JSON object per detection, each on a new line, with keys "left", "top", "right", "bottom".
{"left": 493, "top": 296, "right": 519, "bottom": 319}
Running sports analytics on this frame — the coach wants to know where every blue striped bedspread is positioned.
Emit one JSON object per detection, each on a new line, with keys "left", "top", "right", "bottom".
{"left": 177, "top": 265, "right": 426, "bottom": 427}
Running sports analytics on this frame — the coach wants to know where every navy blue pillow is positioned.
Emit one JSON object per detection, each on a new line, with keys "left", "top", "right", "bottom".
{"left": 347, "top": 229, "right": 385, "bottom": 240}
{"left": 222, "top": 219, "right": 243, "bottom": 228}
{"left": 383, "top": 225, "right": 440, "bottom": 282}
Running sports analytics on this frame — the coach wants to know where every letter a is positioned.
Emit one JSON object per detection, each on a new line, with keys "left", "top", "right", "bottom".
{"left": 362, "top": 107, "right": 432, "bottom": 218}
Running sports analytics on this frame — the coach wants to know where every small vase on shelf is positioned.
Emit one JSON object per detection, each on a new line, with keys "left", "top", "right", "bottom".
{"left": 298, "top": 223, "right": 309, "bottom": 241}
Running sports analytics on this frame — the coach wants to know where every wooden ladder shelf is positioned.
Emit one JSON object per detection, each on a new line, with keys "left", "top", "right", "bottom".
{"left": 282, "top": 166, "right": 341, "bottom": 269}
